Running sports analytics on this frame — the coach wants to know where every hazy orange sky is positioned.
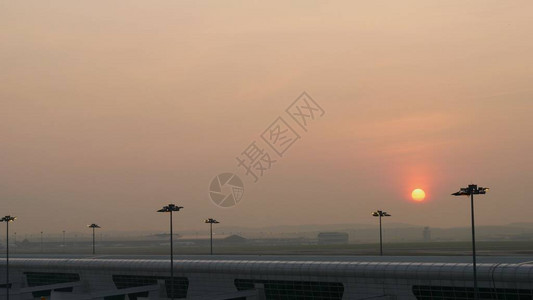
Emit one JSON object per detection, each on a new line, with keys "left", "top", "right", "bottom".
{"left": 1, "top": 1, "right": 532, "bottom": 234}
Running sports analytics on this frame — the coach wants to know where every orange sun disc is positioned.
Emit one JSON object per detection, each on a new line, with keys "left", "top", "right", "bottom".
{"left": 412, "top": 189, "right": 426, "bottom": 201}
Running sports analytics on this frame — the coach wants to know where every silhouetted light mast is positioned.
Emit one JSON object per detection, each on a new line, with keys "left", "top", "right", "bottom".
{"left": 372, "top": 210, "right": 391, "bottom": 256}
{"left": 1, "top": 215, "right": 16, "bottom": 300}
{"left": 204, "top": 218, "right": 220, "bottom": 255}
{"left": 158, "top": 204, "right": 183, "bottom": 300}
{"left": 452, "top": 184, "right": 488, "bottom": 300}
{"left": 87, "top": 224, "right": 101, "bottom": 255}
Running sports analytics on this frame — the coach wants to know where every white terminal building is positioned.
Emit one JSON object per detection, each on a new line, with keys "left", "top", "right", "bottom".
{"left": 0, "top": 256, "right": 532, "bottom": 300}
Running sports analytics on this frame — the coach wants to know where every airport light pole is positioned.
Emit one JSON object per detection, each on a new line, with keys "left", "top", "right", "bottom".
{"left": 62, "top": 230, "right": 66, "bottom": 253}
{"left": 452, "top": 184, "right": 488, "bottom": 300}
{"left": 87, "top": 224, "right": 101, "bottom": 255}
{"left": 158, "top": 204, "right": 183, "bottom": 300}
{"left": 372, "top": 210, "right": 391, "bottom": 256}
{"left": 204, "top": 218, "right": 219, "bottom": 255}
{"left": 1, "top": 215, "right": 16, "bottom": 300}
{"left": 40, "top": 231, "right": 43, "bottom": 253}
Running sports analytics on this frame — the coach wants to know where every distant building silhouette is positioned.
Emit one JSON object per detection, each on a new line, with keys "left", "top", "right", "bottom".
{"left": 423, "top": 227, "right": 431, "bottom": 242}
{"left": 318, "top": 232, "right": 349, "bottom": 245}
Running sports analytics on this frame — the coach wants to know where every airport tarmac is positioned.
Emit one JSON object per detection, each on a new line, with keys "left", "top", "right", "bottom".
{"left": 4, "top": 254, "right": 533, "bottom": 264}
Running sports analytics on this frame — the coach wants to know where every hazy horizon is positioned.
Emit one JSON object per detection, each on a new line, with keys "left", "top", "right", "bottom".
{"left": 1, "top": 1, "right": 532, "bottom": 234}
{"left": 8, "top": 220, "right": 533, "bottom": 238}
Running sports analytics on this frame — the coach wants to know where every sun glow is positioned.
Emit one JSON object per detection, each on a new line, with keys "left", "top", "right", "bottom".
{"left": 411, "top": 189, "right": 426, "bottom": 201}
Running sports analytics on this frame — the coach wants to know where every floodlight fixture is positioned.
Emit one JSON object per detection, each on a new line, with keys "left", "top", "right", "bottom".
{"left": 157, "top": 204, "right": 183, "bottom": 213}
{"left": 452, "top": 184, "right": 489, "bottom": 299}
{"left": 87, "top": 223, "right": 101, "bottom": 255}
{"left": 157, "top": 204, "right": 183, "bottom": 300}
{"left": 372, "top": 210, "right": 391, "bottom": 256}
{"left": 205, "top": 218, "right": 220, "bottom": 255}
{"left": 1, "top": 215, "right": 16, "bottom": 300}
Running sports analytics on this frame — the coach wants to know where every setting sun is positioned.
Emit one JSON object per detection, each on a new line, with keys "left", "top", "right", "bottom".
{"left": 411, "top": 189, "right": 426, "bottom": 201}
